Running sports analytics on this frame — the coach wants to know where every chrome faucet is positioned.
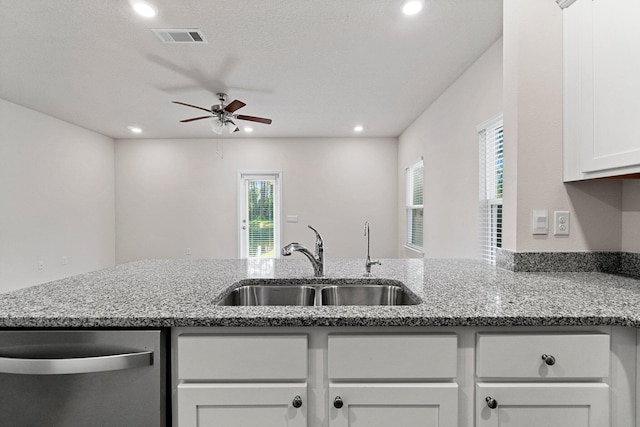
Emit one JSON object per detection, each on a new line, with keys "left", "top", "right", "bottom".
{"left": 364, "top": 221, "right": 381, "bottom": 276}
{"left": 281, "top": 225, "right": 324, "bottom": 277}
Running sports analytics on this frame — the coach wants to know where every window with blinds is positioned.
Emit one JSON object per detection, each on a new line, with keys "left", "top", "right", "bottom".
{"left": 478, "top": 115, "right": 503, "bottom": 265}
{"left": 405, "top": 158, "right": 424, "bottom": 252}
{"left": 239, "top": 172, "right": 281, "bottom": 259}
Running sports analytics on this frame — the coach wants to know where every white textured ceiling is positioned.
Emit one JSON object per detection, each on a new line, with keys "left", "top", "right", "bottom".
{"left": 0, "top": 0, "right": 502, "bottom": 139}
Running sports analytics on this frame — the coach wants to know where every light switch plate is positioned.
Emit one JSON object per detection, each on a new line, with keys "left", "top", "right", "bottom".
{"left": 532, "top": 209, "right": 548, "bottom": 235}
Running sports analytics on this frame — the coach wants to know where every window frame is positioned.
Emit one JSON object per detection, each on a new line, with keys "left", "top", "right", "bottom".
{"left": 478, "top": 114, "right": 503, "bottom": 265}
{"left": 237, "top": 171, "right": 282, "bottom": 259}
{"left": 404, "top": 157, "right": 424, "bottom": 254}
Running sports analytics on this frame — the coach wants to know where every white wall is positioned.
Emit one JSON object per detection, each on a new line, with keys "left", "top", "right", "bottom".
{"left": 622, "top": 181, "right": 640, "bottom": 253}
{"left": 0, "top": 99, "right": 115, "bottom": 292}
{"left": 397, "top": 0, "right": 630, "bottom": 259}
{"left": 397, "top": 38, "right": 503, "bottom": 259}
{"left": 115, "top": 137, "right": 397, "bottom": 264}
{"left": 502, "top": 0, "right": 622, "bottom": 253}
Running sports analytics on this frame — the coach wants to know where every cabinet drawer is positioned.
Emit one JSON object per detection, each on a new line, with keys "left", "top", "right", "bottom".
{"left": 328, "top": 334, "right": 457, "bottom": 380}
{"left": 178, "top": 334, "right": 307, "bottom": 381}
{"left": 476, "top": 333, "right": 609, "bottom": 379}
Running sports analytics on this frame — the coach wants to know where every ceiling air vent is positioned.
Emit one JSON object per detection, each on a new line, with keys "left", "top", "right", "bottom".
{"left": 152, "top": 29, "right": 207, "bottom": 44}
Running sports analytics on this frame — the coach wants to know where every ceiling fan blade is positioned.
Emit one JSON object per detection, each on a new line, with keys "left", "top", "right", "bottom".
{"left": 224, "top": 100, "right": 246, "bottom": 113}
{"left": 236, "top": 115, "right": 272, "bottom": 125}
{"left": 180, "top": 115, "right": 212, "bottom": 123}
{"left": 173, "top": 101, "right": 211, "bottom": 113}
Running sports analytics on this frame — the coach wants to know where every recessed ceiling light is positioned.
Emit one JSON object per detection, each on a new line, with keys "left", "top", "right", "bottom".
{"left": 354, "top": 125, "right": 364, "bottom": 132}
{"left": 128, "top": 126, "right": 143, "bottom": 134}
{"left": 402, "top": 0, "right": 424, "bottom": 15}
{"left": 131, "top": 1, "right": 157, "bottom": 18}
{"left": 244, "top": 127, "right": 254, "bottom": 133}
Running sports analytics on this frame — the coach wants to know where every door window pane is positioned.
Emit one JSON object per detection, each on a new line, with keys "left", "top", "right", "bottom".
{"left": 247, "top": 179, "right": 275, "bottom": 258}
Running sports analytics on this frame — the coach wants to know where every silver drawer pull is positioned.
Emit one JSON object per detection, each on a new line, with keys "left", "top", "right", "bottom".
{"left": 486, "top": 396, "right": 498, "bottom": 409}
{"left": 541, "top": 354, "right": 556, "bottom": 366}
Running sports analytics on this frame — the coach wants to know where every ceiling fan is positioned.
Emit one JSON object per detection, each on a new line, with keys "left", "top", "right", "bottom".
{"left": 173, "top": 93, "right": 272, "bottom": 134}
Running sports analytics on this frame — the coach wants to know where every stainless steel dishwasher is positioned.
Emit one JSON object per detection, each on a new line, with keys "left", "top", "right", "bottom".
{"left": 0, "top": 330, "right": 167, "bottom": 426}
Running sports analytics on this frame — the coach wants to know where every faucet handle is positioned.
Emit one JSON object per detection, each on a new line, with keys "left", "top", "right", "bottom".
{"left": 308, "top": 225, "right": 321, "bottom": 238}
{"left": 307, "top": 225, "right": 323, "bottom": 250}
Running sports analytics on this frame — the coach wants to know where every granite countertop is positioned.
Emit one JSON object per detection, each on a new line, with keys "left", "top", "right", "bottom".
{"left": 0, "top": 258, "right": 639, "bottom": 328}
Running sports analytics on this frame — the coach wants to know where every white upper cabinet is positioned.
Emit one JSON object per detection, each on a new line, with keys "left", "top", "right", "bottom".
{"left": 563, "top": 0, "right": 640, "bottom": 181}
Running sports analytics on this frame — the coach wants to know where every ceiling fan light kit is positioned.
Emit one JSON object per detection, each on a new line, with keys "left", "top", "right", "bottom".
{"left": 173, "top": 93, "right": 272, "bottom": 135}
{"left": 211, "top": 117, "right": 239, "bottom": 135}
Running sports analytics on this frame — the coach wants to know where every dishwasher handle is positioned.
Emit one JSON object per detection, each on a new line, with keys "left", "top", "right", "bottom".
{"left": 0, "top": 348, "right": 153, "bottom": 375}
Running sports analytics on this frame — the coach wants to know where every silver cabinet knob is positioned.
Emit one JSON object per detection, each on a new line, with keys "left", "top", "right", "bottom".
{"left": 333, "top": 396, "right": 344, "bottom": 409}
{"left": 292, "top": 395, "right": 302, "bottom": 408}
{"left": 541, "top": 354, "right": 556, "bottom": 366}
{"left": 486, "top": 396, "right": 498, "bottom": 409}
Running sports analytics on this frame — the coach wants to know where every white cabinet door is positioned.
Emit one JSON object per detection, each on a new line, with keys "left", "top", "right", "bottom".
{"left": 329, "top": 383, "right": 457, "bottom": 427}
{"left": 564, "top": 0, "right": 640, "bottom": 180}
{"left": 476, "top": 383, "right": 609, "bottom": 427}
{"left": 178, "top": 383, "right": 307, "bottom": 427}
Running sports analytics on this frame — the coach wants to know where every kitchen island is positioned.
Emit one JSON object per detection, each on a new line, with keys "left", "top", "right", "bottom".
{"left": 0, "top": 258, "right": 638, "bottom": 328}
{"left": 1, "top": 258, "right": 640, "bottom": 426}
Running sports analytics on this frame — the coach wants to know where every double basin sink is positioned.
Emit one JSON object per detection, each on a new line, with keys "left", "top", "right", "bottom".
{"left": 217, "top": 279, "right": 420, "bottom": 306}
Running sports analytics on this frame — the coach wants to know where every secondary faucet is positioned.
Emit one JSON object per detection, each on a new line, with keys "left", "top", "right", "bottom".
{"left": 364, "top": 221, "right": 381, "bottom": 276}
{"left": 281, "top": 225, "right": 324, "bottom": 277}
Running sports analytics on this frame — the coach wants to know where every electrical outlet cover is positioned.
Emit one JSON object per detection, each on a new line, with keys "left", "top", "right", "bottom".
{"left": 554, "top": 211, "right": 570, "bottom": 236}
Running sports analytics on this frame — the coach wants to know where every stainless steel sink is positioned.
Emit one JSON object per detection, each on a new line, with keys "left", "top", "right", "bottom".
{"left": 217, "top": 280, "right": 420, "bottom": 306}
{"left": 320, "top": 285, "right": 419, "bottom": 306}
{"left": 217, "top": 285, "right": 316, "bottom": 306}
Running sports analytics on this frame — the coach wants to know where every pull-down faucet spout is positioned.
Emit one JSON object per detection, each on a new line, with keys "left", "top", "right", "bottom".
{"left": 281, "top": 225, "right": 324, "bottom": 277}
{"left": 364, "top": 221, "right": 381, "bottom": 276}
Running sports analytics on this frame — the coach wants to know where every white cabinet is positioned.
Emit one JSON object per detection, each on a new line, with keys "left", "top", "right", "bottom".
{"left": 476, "top": 333, "right": 610, "bottom": 379}
{"left": 173, "top": 327, "right": 629, "bottom": 427}
{"left": 563, "top": 0, "right": 640, "bottom": 180}
{"left": 476, "top": 333, "right": 610, "bottom": 427}
{"left": 176, "top": 334, "right": 308, "bottom": 427}
{"left": 178, "top": 383, "right": 307, "bottom": 427}
{"left": 327, "top": 334, "right": 457, "bottom": 380}
{"left": 330, "top": 383, "right": 457, "bottom": 427}
{"left": 476, "top": 383, "right": 609, "bottom": 427}
{"left": 174, "top": 330, "right": 459, "bottom": 427}
{"left": 327, "top": 334, "right": 458, "bottom": 427}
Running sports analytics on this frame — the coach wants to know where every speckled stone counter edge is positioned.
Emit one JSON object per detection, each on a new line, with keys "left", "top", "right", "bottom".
{"left": 497, "top": 249, "right": 640, "bottom": 277}
{"left": 2, "top": 258, "right": 640, "bottom": 328}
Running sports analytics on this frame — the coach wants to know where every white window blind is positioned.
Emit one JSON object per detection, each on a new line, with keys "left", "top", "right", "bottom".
{"left": 405, "top": 158, "right": 424, "bottom": 251}
{"left": 479, "top": 116, "right": 503, "bottom": 265}
{"left": 239, "top": 173, "right": 281, "bottom": 259}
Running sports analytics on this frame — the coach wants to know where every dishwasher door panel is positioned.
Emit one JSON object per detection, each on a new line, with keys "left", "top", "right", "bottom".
{"left": 0, "top": 330, "right": 166, "bottom": 427}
